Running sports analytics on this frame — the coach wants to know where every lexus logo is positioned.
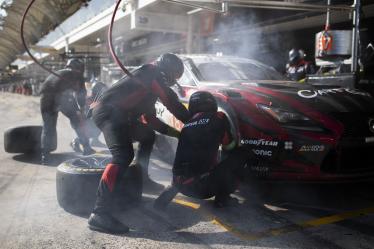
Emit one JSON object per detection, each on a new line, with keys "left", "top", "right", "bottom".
{"left": 369, "top": 119, "right": 374, "bottom": 133}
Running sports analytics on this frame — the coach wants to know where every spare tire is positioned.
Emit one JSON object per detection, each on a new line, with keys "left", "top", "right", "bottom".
{"left": 56, "top": 156, "right": 142, "bottom": 215}
{"left": 4, "top": 125, "right": 46, "bottom": 154}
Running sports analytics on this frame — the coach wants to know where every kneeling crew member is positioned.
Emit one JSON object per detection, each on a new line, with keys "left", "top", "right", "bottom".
{"left": 88, "top": 53, "right": 190, "bottom": 234}
{"left": 70, "top": 80, "right": 108, "bottom": 151}
{"left": 39, "top": 59, "right": 95, "bottom": 163}
{"left": 154, "top": 91, "right": 250, "bottom": 210}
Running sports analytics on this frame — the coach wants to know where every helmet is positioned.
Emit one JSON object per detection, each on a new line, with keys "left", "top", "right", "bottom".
{"left": 155, "top": 53, "right": 184, "bottom": 86}
{"left": 65, "top": 59, "right": 85, "bottom": 73}
{"left": 91, "top": 81, "right": 107, "bottom": 98}
{"left": 188, "top": 91, "right": 217, "bottom": 116}
{"left": 288, "top": 49, "right": 305, "bottom": 64}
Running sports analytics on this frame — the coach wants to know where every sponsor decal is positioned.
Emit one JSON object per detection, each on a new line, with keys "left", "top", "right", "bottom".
{"left": 184, "top": 118, "right": 210, "bottom": 128}
{"left": 252, "top": 149, "right": 272, "bottom": 157}
{"left": 284, "top": 141, "right": 293, "bottom": 150}
{"left": 298, "top": 145, "right": 325, "bottom": 152}
{"left": 369, "top": 118, "right": 374, "bottom": 134}
{"left": 240, "top": 139, "right": 278, "bottom": 147}
{"left": 297, "top": 88, "right": 371, "bottom": 99}
{"left": 365, "top": 137, "right": 374, "bottom": 143}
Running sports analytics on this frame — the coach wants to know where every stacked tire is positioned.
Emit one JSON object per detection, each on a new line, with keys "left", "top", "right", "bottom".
{"left": 56, "top": 156, "right": 142, "bottom": 214}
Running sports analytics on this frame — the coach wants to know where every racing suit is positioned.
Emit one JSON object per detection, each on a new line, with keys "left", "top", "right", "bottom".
{"left": 172, "top": 111, "right": 248, "bottom": 201}
{"left": 39, "top": 69, "right": 91, "bottom": 154}
{"left": 92, "top": 64, "right": 190, "bottom": 214}
{"left": 286, "top": 60, "right": 316, "bottom": 82}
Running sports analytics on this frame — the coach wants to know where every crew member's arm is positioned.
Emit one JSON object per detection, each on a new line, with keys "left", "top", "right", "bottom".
{"left": 217, "top": 112, "right": 236, "bottom": 151}
{"left": 151, "top": 81, "right": 190, "bottom": 123}
{"left": 76, "top": 76, "right": 87, "bottom": 111}
{"left": 143, "top": 108, "right": 180, "bottom": 138}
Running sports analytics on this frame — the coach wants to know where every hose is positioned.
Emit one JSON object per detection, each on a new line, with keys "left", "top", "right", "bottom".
{"left": 21, "top": 0, "right": 62, "bottom": 79}
{"left": 108, "top": 0, "right": 133, "bottom": 78}
{"left": 22, "top": 0, "right": 134, "bottom": 79}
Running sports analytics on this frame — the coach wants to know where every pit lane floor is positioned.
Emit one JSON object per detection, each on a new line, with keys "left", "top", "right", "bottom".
{"left": 1, "top": 92, "right": 374, "bottom": 249}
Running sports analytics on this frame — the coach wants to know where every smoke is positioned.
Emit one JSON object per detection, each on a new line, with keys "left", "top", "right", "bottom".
{"left": 206, "top": 10, "right": 296, "bottom": 72}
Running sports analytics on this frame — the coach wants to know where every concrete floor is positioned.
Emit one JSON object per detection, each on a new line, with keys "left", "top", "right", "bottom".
{"left": 1, "top": 92, "right": 374, "bottom": 249}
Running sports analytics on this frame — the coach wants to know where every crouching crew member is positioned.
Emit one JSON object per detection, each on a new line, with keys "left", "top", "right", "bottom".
{"left": 88, "top": 53, "right": 190, "bottom": 234}
{"left": 154, "top": 91, "right": 251, "bottom": 210}
{"left": 39, "top": 59, "right": 95, "bottom": 164}
{"left": 70, "top": 80, "right": 108, "bottom": 151}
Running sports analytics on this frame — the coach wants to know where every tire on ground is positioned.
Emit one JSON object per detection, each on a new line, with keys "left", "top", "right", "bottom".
{"left": 56, "top": 156, "right": 142, "bottom": 215}
{"left": 4, "top": 125, "right": 45, "bottom": 154}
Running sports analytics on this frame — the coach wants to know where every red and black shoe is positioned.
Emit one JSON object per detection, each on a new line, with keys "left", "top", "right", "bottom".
{"left": 88, "top": 212, "right": 129, "bottom": 234}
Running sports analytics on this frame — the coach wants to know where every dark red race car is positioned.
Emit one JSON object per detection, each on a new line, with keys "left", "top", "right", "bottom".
{"left": 155, "top": 54, "right": 374, "bottom": 182}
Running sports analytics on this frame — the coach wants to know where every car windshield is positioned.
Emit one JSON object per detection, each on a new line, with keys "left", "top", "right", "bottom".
{"left": 187, "top": 58, "right": 285, "bottom": 82}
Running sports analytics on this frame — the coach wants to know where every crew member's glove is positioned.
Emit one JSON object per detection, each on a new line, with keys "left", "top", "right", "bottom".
{"left": 166, "top": 127, "right": 180, "bottom": 138}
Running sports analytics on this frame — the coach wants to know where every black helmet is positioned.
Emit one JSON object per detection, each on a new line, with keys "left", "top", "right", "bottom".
{"left": 155, "top": 53, "right": 184, "bottom": 86}
{"left": 288, "top": 49, "right": 305, "bottom": 64}
{"left": 188, "top": 91, "right": 217, "bottom": 116}
{"left": 65, "top": 59, "right": 85, "bottom": 73}
{"left": 91, "top": 81, "right": 107, "bottom": 98}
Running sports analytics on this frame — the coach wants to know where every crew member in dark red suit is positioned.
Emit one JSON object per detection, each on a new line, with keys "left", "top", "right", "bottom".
{"left": 154, "top": 91, "right": 250, "bottom": 211}
{"left": 88, "top": 53, "right": 190, "bottom": 234}
{"left": 39, "top": 59, "right": 95, "bottom": 164}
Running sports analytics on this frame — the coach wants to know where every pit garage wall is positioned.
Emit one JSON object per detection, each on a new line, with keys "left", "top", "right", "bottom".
{"left": 111, "top": 4, "right": 373, "bottom": 74}
{"left": 44, "top": 1, "right": 374, "bottom": 83}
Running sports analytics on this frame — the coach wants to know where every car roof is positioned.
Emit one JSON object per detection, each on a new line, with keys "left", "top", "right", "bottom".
{"left": 178, "top": 54, "right": 277, "bottom": 70}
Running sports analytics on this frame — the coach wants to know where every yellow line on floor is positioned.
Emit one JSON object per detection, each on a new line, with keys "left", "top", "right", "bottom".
{"left": 174, "top": 199, "right": 200, "bottom": 209}
{"left": 173, "top": 198, "right": 374, "bottom": 241}
{"left": 300, "top": 206, "right": 374, "bottom": 228}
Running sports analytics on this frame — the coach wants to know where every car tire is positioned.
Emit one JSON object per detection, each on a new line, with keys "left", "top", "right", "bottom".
{"left": 56, "top": 156, "right": 142, "bottom": 215}
{"left": 217, "top": 101, "right": 239, "bottom": 145}
{"left": 4, "top": 125, "right": 44, "bottom": 154}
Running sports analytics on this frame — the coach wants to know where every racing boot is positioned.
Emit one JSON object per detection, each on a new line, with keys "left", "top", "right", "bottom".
{"left": 90, "top": 137, "right": 106, "bottom": 148}
{"left": 82, "top": 146, "right": 96, "bottom": 156}
{"left": 40, "top": 150, "right": 50, "bottom": 165}
{"left": 214, "top": 194, "right": 239, "bottom": 208}
{"left": 153, "top": 185, "right": 179, "bottom": 211}
{"left": 70, "top": 138, "right": 82, "bottom": 153}
{"left": 88, "top": 212, "right": 129, "bottom": 234}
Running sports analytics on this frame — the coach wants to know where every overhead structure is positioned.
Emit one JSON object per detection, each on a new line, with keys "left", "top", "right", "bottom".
{"left": 0, "top": 0, "right": 90, "bottom": 71}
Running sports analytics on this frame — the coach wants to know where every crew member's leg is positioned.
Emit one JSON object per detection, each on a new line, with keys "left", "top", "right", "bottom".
{"left": 131, "top": 122, "right": 164, "bottom": 191}
{"left": 59, "top": 94, "right": 95, "bottom": 155}
{"left": 40, "top": 94, "right": 58, "bottom": 164}
{"left": 208, "top": 147, "right": 250, "bottom": 207}
{"left": 88, "top": 107, "right": 133, "bottom": 234}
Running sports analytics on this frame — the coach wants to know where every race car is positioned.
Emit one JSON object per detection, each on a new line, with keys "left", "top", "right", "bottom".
{"left": 155, "top": 54, "right": 374, "bottom": 182}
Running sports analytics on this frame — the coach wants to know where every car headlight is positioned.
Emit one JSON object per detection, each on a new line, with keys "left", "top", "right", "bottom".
{"left": 257, "top": 104, "right": 324, "bottom": 132}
